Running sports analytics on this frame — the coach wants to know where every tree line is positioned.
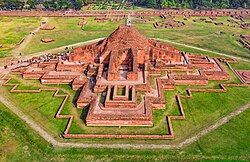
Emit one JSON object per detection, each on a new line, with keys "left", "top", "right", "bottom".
{"left": 0, "top": 0, "right": 87, "bottom": 10}
{"left": 144, "top": 0, "right": 250, "bottom": 9}
{"left": 0, "top": 0, "right": 249, "bottom": 10}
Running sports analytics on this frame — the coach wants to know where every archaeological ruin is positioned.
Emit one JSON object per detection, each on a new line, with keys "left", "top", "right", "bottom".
{"left": 8, "top": 20, "right": 234, "bottom": 130}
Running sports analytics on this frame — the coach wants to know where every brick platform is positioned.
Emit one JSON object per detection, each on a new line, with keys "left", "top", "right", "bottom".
{"left": 6, "top": 24, "right": 239, "bottom": 129}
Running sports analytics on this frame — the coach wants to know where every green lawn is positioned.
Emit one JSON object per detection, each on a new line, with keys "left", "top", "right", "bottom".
{"left": 185, "top": 109, "right": 250, "bottom": 158}
{"left": 230, "top": 60, "right": 250, "bottom": 70}
{"left": 0, "top": 15, "right": 250, "bottom": 161}
{"left": 23, "top": 17, "right": 122, "bottom": 55}
{"left": 20, "top": 16, "right": 250, "bottom": 60}
{"left": 136, "top": 16, "right": 250, "bottom": 59}
{"left": 0, "top": 17, "right": 40, "bottom": 58}
{"left": 0, "top": 101, "right": 249, "bottom": 161}
{"left": 169, "top": 86, "right": 250, "bottom": 144}
{"left": 1, "top": 16, "right": 249, "bottom": 64}
{"left": 0, "top": 60, "right": 249, "bottom": 145}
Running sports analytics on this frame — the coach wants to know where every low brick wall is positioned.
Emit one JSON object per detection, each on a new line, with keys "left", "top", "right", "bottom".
{"left": 105, "top": 101, "right": 136, "bottom": 109}
{"left": 2, "top": 58, "right": 249, "bottom": 140}
{"left": 22, "top": 73, "right": 44, "bottom": 79}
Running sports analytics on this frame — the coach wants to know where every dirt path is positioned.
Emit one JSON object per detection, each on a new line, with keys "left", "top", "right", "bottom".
{"left": 1, "top": 31, "right": 250, "bottom": 149}
{"left": 21, "top": 38, "right": 105, "bottom": 60}
{"left": 11, "top": 17, "right": 48, "bottom": 58}
{"left": 155, "top": 38, "right": 250, "bottom": 63}
{"left": 10, "top": 34, "right": 249, "bottom": 63}
{"left": 176, "top": 103, "right": 250, "bottom": 149}
{"left": 23, "top": 37, "right": 250, "bottom": 63}
{"left": 0, "top": 78, "right": 249, "bottom": 149}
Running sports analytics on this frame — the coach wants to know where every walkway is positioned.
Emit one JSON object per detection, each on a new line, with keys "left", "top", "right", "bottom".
{"left": 0, "top": 79, "right": 249, "bottom": 149}
{"left": 27, "top": 38, "right": 250, "bottom": 63}
{"left": 155, "top": 38, "right": 250, "bottom": 63}
{"left": 0, "top": 31, "right": 249, "bottom": 149}
{"left": 11, "top": 17, "right": 48, "bottom": 58}
{"left": 20, "top": 38, "right": 105, "bottom": 60}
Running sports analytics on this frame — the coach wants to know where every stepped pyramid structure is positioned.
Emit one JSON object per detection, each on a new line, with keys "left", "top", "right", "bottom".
{"left": 11, "top": 23, "right": 229, "bottom": 127}
{"left": 69, "top": 24, "right": 183, "bottom": 81}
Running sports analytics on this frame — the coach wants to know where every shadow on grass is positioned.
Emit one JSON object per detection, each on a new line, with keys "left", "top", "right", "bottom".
{"left": 72, "top": 88, "right": 82, "bottom": 107}
{"left": 80, "top": 106, "right": 90, "bottom": 125}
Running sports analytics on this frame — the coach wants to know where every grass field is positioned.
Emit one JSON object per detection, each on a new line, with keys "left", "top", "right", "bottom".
{"left": 0, "top": 60, "right": 249, "bottom": 146}
{"left": 23, "top": 17, "right": 123, "bottom": 55}
{"left": 230, "top": 60, "right": 250, "bottom": 70}
{"left": 0, "top": 16, "right": 249, "bottom": 64}
{"left": 0, "top": 100, "right": 249, "bottom": 161}
{"left": 0, "top": 17, "right": 40, "bottom": 58}
{"left": 0, "top": 14, "right": 250, "bottom": 161}
{"left": 19, "top": 16, "right": 250, "bottom": 60}
{"left": 137, "top": 16, "right": 250, "bottom": 59}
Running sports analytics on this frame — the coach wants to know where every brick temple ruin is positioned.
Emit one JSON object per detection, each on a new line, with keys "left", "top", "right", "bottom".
{"left": 11, "top": 22, "right": 232, "bottom": 127}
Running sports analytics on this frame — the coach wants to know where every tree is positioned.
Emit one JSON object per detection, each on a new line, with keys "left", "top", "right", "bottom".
{"left": 74, "top": 0, "right": 83, "bottom": 10}
{"left": 43, "top": 1, "right": 50, "bottom": 9}
{"left": 0, "top": 0, "right": 4, "bottom": 8}
{"left": 140, "top": 0, "right": 157, "bottom": 8}
{"left": 178, "top": 0, "right": 190, "bottom": 8}
{"left": 0, "top": 0, "right": 248, "bottom": 10}
{"left": 57, "top": 0, "right": 72, "bottom": 10}
{"left": 83, "top": 0, "right": 88, "bottom": 5}
{"left": 167, "top": 0, "right": 176, "bottom": 8}
{"left": 3, "top": 0, "right": 24, "bottom": 9}
{"left": 229, "top": 0, "right": 242, "bottom": 8}
{"left": 220, "top": 0, "right": 229, "bottom": 8}
{"left": 26, "top": 0, "right": 36, "bottom": 9}
{"left": 161, "top": 0, "right": 168, "bottom": 8}
{"left": 201, "top": 0, "right": 213, "bottom": 8}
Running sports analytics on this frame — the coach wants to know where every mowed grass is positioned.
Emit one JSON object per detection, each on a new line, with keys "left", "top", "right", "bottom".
{"left": 136, "top": 16, "right": 250, "bottom": 59}
{"left": 185, "top": 109, "right": 250, "bottom": 157}
{"left": 0, "top": 100, "right": 249, "bottom": 161}
{"left": 0, "top": 17, "right": 40, "bottom": 58}
{"left": 169, "top": 86, "right": 250, "bottom": 144}
{"left": 2, "top": 78, "right": 169, "bottom": 136}
{"left": 230, "top": 60, "right": 250, "bottom": 70}
{"left": 1, "top": 62, "right": 249, "bottom": 145}
{"left": 19, "top": 16, "right": 250, "bottom": 60}
{"left": 23, "top": 17, "right": 123, "bottom": 54}
{"left": 2, "top": 87, "right": 69, "bottom": 137}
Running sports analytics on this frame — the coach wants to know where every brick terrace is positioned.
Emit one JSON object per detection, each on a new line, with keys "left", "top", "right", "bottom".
{"left": 6, "top": 24, "right": 236, "bottom": 129}
{"left": 2, "top": 25, "right": 249, "bottom": 138}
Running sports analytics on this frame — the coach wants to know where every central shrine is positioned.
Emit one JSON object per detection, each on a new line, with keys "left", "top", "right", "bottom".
{"left": 69, "top": 23, "right": 185, "bottom": 126}
{"left": 69, "top": 24, "right": 182, "bottom": 81}
{"left": 13, "top": 22, "right": 229, "bottom": 127}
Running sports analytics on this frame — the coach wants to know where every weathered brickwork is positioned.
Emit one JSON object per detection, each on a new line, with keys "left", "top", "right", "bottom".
{"left": 9, "top": 24, "right": 233, "bottom": 127}
{"left": 2, "top": 59, "right": 249, "bottom": 139}
{"left": 3, "top": 23, "right": 249, "bottom": 139}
